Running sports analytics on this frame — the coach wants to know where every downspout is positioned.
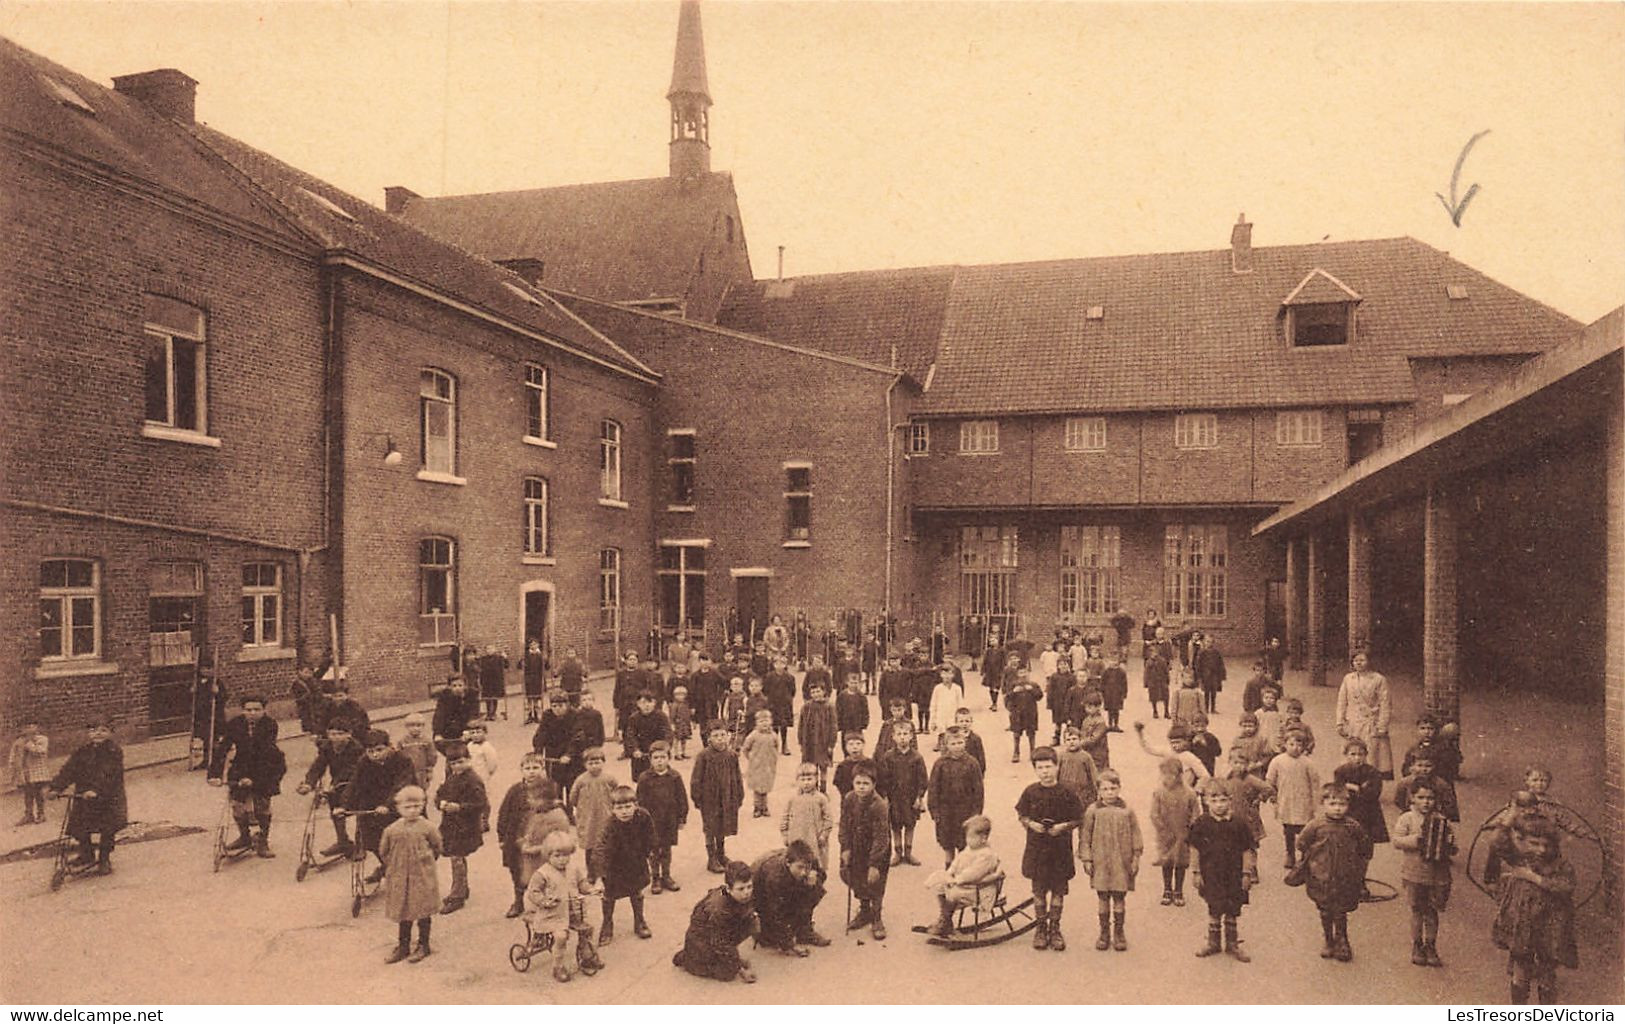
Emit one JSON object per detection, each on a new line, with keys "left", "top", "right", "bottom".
{"left": 320, "top": 262, "right": 345, "bottom": 669}
{"left": 884, "top": 374, "right": 899, "bottom": 617}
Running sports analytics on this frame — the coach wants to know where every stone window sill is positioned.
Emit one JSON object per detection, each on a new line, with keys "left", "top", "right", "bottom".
{"left": 598, "top": 498, "right": 630, "bottom": 510}
{"left": 34, "top": 659, "right": 119, "bottom": 679}
{"left": 666, "top": 505, "right": 696, "bottom": 514}
{"left": 523, "top": 436, "right": 558, "bottom": 450}
{"left": 416, "top": 470, "right": 468, "bottom": 486}
{"left": 236, "top": 646, "right": 296, "bottom": 663}
{"left": 141, "top": 422, "right": 221, "bottom": 448}
{"left": 522, "top": 555, "right": 557, "bottom": 566}
{"left": 782, "top": 540, "right": 812, "bottom": 549}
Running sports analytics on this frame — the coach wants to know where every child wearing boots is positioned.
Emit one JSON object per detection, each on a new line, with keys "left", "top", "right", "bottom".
{"left": 297, "top": 721, "right": 363, "bottom": 857}
{"left": 597, "top": 785, "right": 654, "bottom": 945}
{"left": 1170, "top": 671, "right": 1204, "bottom": 733}
{"left": 525, "top": 829, "right": 604, "bottom": 984}
{"left": 1057, "top": 724, "right": 1100, "bottom": 813}
{"left": 1188, "top": 779, "right": 1258, "bottom": 961}
{"left": 877, "top": 720, "right": 928, "bottom": 866}
{"left": 673, "top": 860, "right": 759, "bottom": 983}
{"left": 691, "top": 721, "right": 745, "bottom": 873}
{"left": 433, "top": 742, "right": 487, "bottom": 914}
{"left": 741, "top": 711, "right": 780, "bottom": 819}
{"left": 635, "top": 742, "right": 687, "bottom": 894}
{"left": 1143, "top": 646, "right": 1171, "bottom": 720}
{"left": 1150, "top": 756, "right": 1201, "bottom": 906}
{"left": 1491, "top": 811, "right": 1579, "bottom": 1004}
{"left": 1293, "top": 782, "right": 1372, "bottom": 962}
{"left": 781, "top": 762, "right": 835, "bottom": 869}
{"left": 1078, "top": 769, "right": 1141, "bottom": 952}
{"left": 1076, "top": 689, "right": 1111, "bottom": 771}
{"left": 1017, "top": 747, "right": 1083, "bottom": 951}
{"left": 923, "top": 814, "right": 1001, "bottom": 937}
{"left": 1100, "top": 654, "right": 1128, "bottom": 733}
{"left": 668, "top": 685, "right": 694, "bottom": 760}
{"left": 206, "top": 695, "right": 286, "bottom": 859}
{"left": 1005, "top": 669, "right": 1042, "bottom": 764}
{"left": 346, "top": 729, "right": 416, "bottom": 885}
{"left": 840, "top": 763, "right": 892, "bottom": 940}
{"left": 1266, "top": 729, "right": 1321, "bottom": 871}
{"left": 927, "top": 727, "right": 985, "bottom": 868}
{"left": 380, "top": 786, "right": 441, "bottom": 963}
{"left": 1392, "top": 777, "right": 1455, "bottom": 967}
{"left": 798, "top": 682, "right": 837, "bottom": 791}
{"left": 1230, "top": 712, "right": 1273, "bottom": 777}
{"left": 48, "top": 718, "right": 127, "bottom": 874}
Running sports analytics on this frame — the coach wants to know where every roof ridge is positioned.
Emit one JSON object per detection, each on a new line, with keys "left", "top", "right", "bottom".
{"left": 548, "top": 287, "right": 908, "bottom": 377}
{"left": 409, "top": 172, "right": 731, "bottom": 205}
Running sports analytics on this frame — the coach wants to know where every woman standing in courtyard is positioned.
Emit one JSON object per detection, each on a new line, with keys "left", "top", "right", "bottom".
{"left": 1335, "top": 649, "right": 1393, "bottom": 780}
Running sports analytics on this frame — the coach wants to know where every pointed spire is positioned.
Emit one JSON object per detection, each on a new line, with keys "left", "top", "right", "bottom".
{"left": 667, "top": 1, "right": 710, "bottom": 102}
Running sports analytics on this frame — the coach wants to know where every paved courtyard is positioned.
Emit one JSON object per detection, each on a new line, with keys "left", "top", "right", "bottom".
{"left": 2, "top": 661, "right": 1619, "bottom": 1005}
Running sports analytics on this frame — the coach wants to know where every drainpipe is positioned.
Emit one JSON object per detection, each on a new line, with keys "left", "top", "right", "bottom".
{"left": 884, "top": 375, "right": 899, "bottom": 616}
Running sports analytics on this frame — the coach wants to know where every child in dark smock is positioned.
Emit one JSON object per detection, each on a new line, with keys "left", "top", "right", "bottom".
{"left": 1188, "top": 779, "right": 1258, "bottom": 961}
{"left": 1015, "top": 746, "right": 1084, "bottom": 952}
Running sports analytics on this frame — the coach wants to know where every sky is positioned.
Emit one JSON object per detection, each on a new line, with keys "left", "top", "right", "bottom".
{"left": 3, "top": 1, "right": 1622, "bottom": 323}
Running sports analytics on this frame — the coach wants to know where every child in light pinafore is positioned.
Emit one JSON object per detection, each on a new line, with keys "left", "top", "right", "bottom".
{"left": 379, "top": 786, "right": 442, "bottom": 964}
{"left": 1266, "top": 728, "right": 1320, "bottom": 870}
{"left": 781, "top": 763, "right": 834, "bottom": 868}
{"left": 1150, "top": 756, "right": 1201, "bottom": 906}
{"left": 741, "top": 711, "right": 781, "bottom": 818}
{"left": 1078, "top": 768, "right": 1142, "bottom": 952}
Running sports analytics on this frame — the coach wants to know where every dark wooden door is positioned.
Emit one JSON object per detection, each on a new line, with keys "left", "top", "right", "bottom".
{"left": 736, "top": 577, "right": 770, "bottom": 642}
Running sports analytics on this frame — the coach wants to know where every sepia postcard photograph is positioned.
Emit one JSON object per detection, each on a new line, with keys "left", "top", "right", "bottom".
{"left": 1, "top": 0, "right": 1622, "bottom": 1010}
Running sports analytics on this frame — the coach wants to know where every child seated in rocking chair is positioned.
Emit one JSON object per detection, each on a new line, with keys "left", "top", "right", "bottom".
{"left": 922, "top": 815, "right": 1002, "bottom": 937}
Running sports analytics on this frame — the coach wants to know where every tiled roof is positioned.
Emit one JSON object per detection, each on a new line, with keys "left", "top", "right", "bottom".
{"left": 715, "top": 265, "right": 956, "bottom": 377}
{"left": 179, "top": 126, "right": 660, "bottom": 380}
{"left": 394, "top": 174, "right": 741, "bottom": 306}
{"left": 0, "top": 38, "right": 299, "bottom": 241}
{"left": 721, "top": 237, "right": 1582, "bottom": 416}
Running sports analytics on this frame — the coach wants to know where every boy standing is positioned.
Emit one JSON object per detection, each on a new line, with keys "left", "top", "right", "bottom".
{"left": 1296, "top": 783, "right": 1373, "bottom": 962}
{"left": 832, "top": 732, "right": 876, "bottom": 801}
{"left": 496, "top": 752, "right": 553, "bottom": 917}
{"left": 953, "top": 708, "right": 987, "bottom": 775}
{"left": 1056, "top": 725, "right": 1100, "bottom": 813}
{"left": 926, "top": 727, "right": 985, "bottom": 868}
{"left": 691, "top": 722, "right": 745, "bottom": 873}
{"left": 206, "top": 695, "right": 286, "bottom": 858}
{"left": 798, "top": 682, "right": 838, "bottom": 791}
{"left": 434, "top": 741, "right": 488, "bottom": 914}
{"left": 532, "top": 691, "right": 577, "bottom": 792}
{"left": 1391, "top": 780, "right": 1455, "bottom": 967}
{"left": 597, "top": 785, "right": 655, "bottom": 944}
{"left": 1016, "top": 747, "right": 1084, "bottom": 951}
{"left": 836, "top": 674, "right": 870, "bottom": 739}
{"left": 626, "top": 691, "right": 672, "bottom": 781}
{"left": 636, "top": 742, "right": 688, "bottom": 893}
{"left": 840, "top": 764, "right": 892, "bottom": 940}
{"left": 1099, "top": 653, "right": 1128, "bottom": 733}
{"left": 1005, "top": 670, "right": 1042, "bottom": 763}
{"left": 1188, "top": 780, "right": 1258, "bottom": 961}
{"left": 397, "top": 713, "right": 438, "bottom": 791}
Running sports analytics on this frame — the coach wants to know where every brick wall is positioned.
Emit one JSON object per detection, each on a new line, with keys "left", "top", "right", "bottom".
{"left": 334, "top": 273, "right": 657, "bottom": 705}
{"left": 1408, "top": 355, "right": 1532, "bottom": 426}
{"left": 1, "top": 146, "right": 327, "bottom": 741}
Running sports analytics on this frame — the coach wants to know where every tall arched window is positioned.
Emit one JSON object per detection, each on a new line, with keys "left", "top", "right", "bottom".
{"left": 419, "top": 369, "right": 456, "bottom": 475}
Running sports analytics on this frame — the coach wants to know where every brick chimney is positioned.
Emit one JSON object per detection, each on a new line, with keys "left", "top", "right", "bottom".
{"left": 111, "top": 69, "right": 196, "bottom": 123}
{"left": 1230, "top": 213, "right": 1253, "bottom": 274}
{"left": 384, "top": 186, "right": 420, "bottom": 215}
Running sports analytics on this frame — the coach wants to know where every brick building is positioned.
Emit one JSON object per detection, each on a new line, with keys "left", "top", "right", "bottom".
{"left": 718, "top": 229, "right": 1584, "bottom": 654}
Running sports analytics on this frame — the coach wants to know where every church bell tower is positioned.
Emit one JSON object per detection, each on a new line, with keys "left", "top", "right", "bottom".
{"left": 667, "top": 0, "right": 712, "bottom": 179}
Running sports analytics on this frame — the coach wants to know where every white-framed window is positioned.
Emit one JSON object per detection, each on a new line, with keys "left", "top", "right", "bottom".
{"left": 418, "top": 537, "right": 457, "bottom": 647}
{"left": 658, "top": 543, "right": 707, "bottom": 635}
{"left": 1059, "top": 526, "right": 1120, "bottom": 617}
{"left": 1174, "top": 413, "right": 1218, "bottom": 450}
{"left": 600, "top": 419, "right": 623, "bottom": 501}
{"left": 149, "top": 561, "right": 203, "bottom": 667}
{"left": 960, "top": 526, "right": 1017, "bottom": 637}
{"left": 240, "top": 563, "right": 282, "bottom": 648}
{"left": 599, "top": 548, "right": 622, "bottom": 633}
{"left": 1276, "top": 409, "right": 1324, "bottom": 447}
{"left": 1164, "top": 524, "right": 1228, "bottom": 619}
{"left": 1064, "top": 417, "right": 1107, "bottom": 452}
{"left": 420, "top": 369, "right": 456, "bottom": 475}
{"left": 524, "top": 364, "right": 550, "bottom": 442}
{"left": 959, "top": 420, "right": 999, "bottom": 454}
{"left": 523, "top": 477, "right": 551, "bottom": 557}
{"left": 143, "top": 294, "right": 207, "bottom": 433}
{"left": 40, "top": 559, "right": 100, "bottom": 662}
{"left": 906, "top": 421, "right": 930, "bottom": 456}
{"left": 785, "top": 465, "right": 812, "bottom": 543}
{"left": 668, "top": 431, "right": 696, "bottom": 506}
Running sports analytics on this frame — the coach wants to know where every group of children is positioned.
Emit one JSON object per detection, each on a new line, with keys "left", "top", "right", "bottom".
{"left": 8, "top": 628, "right": 1590, "bottom": 1006}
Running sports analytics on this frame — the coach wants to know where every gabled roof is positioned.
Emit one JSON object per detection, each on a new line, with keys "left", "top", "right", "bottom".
{"left": 1282, "top": 267, "right": 1362, "bottom": 306}
{"left": 179, "top": 126, "right": 659, "bottom": 381}
{"left": 716, "top": 265, "right": 957, "bottom": 377}
{"left": 394, "top": 173, "right": 743, "bottom": 306}
{"left": 0, "top": 38, "right": 300, "bottom": 243}
{"left": 719, "top": 237, "right": 1582, "bottom": 416}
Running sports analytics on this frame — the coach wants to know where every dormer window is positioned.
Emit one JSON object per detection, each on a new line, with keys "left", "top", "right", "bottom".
{"left": 1281, "top": 268, "right": 1361, "bottom": 348}
{"left": 1289, "top": 302, "right": 1352, "bottom": 347}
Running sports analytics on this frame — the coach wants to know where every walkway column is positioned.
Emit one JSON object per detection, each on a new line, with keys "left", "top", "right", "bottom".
{"left": 1306, "top": 531, "right": 1327, "bottom": 686}
{"left": 1348, "top": 510, "right": 1372, "bottom": 655}
{"left": 1285, "top": 538, "right": 1303, "bottom": 670}
{"left": 1422, "top": 485, "right": 1459, "bottom": 724}
{"left": 1604, "top": 396, "right": 1623, "bottom": 916}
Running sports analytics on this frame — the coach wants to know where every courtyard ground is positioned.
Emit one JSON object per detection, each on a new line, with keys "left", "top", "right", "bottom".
{"left": 1, "top": 659, "right": 1618, "bottom": 1005}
